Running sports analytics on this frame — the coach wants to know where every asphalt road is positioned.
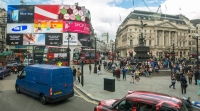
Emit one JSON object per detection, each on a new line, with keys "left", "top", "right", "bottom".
{"left": 0, "top": 73, "right": 97, "bottom": 111}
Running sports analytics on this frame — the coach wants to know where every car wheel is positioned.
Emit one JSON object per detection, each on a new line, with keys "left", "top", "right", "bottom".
{"left": 15, "top": 85, "right": 21, "bottom": 94}
{"left": 40, "top": 94, "right": 47, "bottom": 105}
{"left": 2, "top": 74, "right": 4, "bottom": 79}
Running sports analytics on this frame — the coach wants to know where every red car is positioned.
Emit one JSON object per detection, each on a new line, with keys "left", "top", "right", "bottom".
{"left": 94, "top": 90, "right": 189, "bottom": 111}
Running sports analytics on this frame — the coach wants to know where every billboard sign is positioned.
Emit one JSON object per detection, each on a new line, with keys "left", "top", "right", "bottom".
{"left": 23, "top": 33, "right": 45, "bottom": 45}
{"left": 7, "top": 24, "right": 33, "bottom": 33}
{"left": 63, "top": 21, "right": 90, "bottom": 35}
{"left": 7, "top": 5, "right": 34, "bottom": 23}
{"left": 78, "top": 34, "right": 90, "bottom": 47}
{"left": 34, "top": 20, "right": 63, "bottom": 33}
{"left": 45, "top": 33, "right": 62, "bottom": 46}
{"left": 34, "top": 5, "right": 91, "bottom": 23}
{"left": 63, "top": 33, "right": 78, "bottom": 45}
{"left": 6, "top": 34, "right": 23, "bottom": 45}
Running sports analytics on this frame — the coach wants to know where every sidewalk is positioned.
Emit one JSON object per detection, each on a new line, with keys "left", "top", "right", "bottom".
{"left": 73, "top": 64, "right": 200, "bottom": 102}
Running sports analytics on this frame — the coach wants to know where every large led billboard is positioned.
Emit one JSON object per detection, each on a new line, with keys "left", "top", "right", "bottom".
{"left": 63, "top": 33, "right": 78, "bottom": 45}
{"left": 7, "top": 24, "right": 33, "bottom": 33}
{"left": 6, "top": 34, "right": 23, "bottom": 45}
{"left": 34, "top": 20, "right": 63, "bottom": 33}
{"left": 78, "top": 34, "right": 90, "bottom": 47}
{"left": 23, "top": 33, "right": 45, "bottom": 45}
{"left": 63, "top": 21, "right": 90, "bottom": 34}
{"left": 34, "top": 5, "right": 91, "bottom": 23}
{"left": 7, "top": 5, "right": 34, "bottom": 23}
{"left": 45, "top": 33, "right": 62, "bottom": 46}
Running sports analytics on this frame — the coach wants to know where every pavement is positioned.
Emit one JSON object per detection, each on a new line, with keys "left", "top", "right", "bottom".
{"left": 73, "top": 64, "right": 200, "bottom": 103}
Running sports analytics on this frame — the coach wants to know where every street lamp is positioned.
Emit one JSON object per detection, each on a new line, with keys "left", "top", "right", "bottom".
{"left": 94, "top": 34, "right": 97, "bottom": 73}
{"left": 112, "top": 43, "right": 114, "bottom": 63}
{"left": 172, "top": 42, "right": 175, "bottom": 64}
{"left": 67, "top": 33, "right": 72, "bottom": 66}
{"left": 193, "top": 34, "right": 200, "bottom": 68}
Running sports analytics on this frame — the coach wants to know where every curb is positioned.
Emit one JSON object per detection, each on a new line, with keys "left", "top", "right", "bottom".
{"left": 74, "top": 85, "right": 100, "bottom": 103}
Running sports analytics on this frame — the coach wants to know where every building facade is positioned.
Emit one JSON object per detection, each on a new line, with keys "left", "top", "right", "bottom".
{"left": 0, "top": 8, "right": 6, "bottom": 51}
{"left": 101, "top": 32, "right": 109, "bottom": 44}
{"left": 116, "top": 10, "right": 196, "bottom": 59}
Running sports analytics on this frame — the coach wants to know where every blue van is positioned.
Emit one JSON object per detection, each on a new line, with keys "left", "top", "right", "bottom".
{"left": 15, "top": 64, "right": 74, "bottom": 104}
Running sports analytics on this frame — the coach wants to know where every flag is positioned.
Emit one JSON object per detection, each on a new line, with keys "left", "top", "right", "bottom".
{"left": 119, "top": 14, "right": 122, "bottom": 22}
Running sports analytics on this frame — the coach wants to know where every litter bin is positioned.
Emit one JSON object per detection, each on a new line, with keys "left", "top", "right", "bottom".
{"left": 113, "top": 70, "right": 116, "bottom": 77}
{"left": 104, "top": 78, "right": 115, "bottom": 92}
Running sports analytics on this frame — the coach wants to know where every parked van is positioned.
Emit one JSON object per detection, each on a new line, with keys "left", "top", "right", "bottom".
{"left": 15, "top": 64, "right": 74, "bottom": 104}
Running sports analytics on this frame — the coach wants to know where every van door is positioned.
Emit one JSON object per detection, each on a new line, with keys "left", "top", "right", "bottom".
{"left": 17, "top": 70, "right": 27, "bottom": 93}
{"left": 51, "top": 72, "right": 73, "bottom": 98}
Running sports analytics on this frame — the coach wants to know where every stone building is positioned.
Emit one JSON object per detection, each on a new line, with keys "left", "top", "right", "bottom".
{"left": 0, "top": 8, "right": 6, "bottom": 51}
{"left": 116, "top": 10, "right": 192, "bottom": 59}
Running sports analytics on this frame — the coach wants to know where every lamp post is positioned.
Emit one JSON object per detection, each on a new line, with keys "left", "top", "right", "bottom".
{"left": 193, "top": 34, "right": 200, "bottom": 68}
{"left": 112, "top": 43, "right": 114, "bottom": 63}
{"left": 172, "top": 42, "right": 175, "bottom": 64}
{"left": 67, "top": 33, "right": 71, "bottom": 66}
{"left": 94, "top": 35, "right": 97, "bottom": 73}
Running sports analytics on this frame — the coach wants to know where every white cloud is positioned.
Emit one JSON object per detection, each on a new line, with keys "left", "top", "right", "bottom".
{"left": 0, "top": 0, "right": 7, "bottom": 9}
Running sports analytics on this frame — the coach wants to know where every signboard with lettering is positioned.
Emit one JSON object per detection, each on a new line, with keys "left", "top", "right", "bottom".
{"left": 7, "top": 5, "right": 34, "bottom": 23}
{"left": 7, "top": 24, "right": 33, "bottom": 33}
{"left": 6, "top": 34, "right": 23, "bottom": 45}
{"left": 45, "top": 33, "right": 62, "bottom": 46}
{"left": 62, "top": 33, "right": 78, "bottom": 45}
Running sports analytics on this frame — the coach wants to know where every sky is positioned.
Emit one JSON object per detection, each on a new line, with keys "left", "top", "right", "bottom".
{"left": 1, "top": 0, "right": 200, "bottom": 41}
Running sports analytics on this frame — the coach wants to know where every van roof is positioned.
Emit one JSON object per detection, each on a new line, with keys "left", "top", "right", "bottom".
{"left": 25, "top": 64, "right": 71, "bottom": 70}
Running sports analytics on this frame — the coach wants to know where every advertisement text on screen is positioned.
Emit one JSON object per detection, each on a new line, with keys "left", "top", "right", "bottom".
{"left": 12, "top": 25, "right": 27, "bottom": 32}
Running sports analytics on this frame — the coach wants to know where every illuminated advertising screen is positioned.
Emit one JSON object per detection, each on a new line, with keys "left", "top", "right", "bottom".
{"left": 7, "top": 5, "right": 34, "bottom": 23}
{"left": 7, "top": 24, "right": 33, "bottom": 33}
{"left": 63, "top": 21, "right": 90, "bottom": 35}
{"left": 78, "top": 34, "right": 90, "bottom": 47}
{"left": 23, "top": 33, "right": 45, "bottom": 45}
{"left": 6, "top": 34, "right": 23, "bottom": 45}
{"left": 34, "top": 5, "right": 91, "bottom": 23}
{"left": 45, "top": 33, "right": 62, "bottom": 46}
{"left": 34, "top": 20, "right": 63, "bottom": 33}
{"left": 62, "top": 33, "right": 78, "bottom": 45}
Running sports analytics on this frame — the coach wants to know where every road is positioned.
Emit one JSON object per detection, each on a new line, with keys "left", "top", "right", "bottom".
{"left": 0, "top": 73, "right": 97, "bottom": 111}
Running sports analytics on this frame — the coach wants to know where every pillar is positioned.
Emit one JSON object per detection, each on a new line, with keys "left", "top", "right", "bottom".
{"left": 155, "top": 30, "right": 157, "bottom": 46}
{"left": 169, "top": 31, "right": 171, "bottom": 46}
{"left": 162, "top": 30, "right": 164, "bottom": 46}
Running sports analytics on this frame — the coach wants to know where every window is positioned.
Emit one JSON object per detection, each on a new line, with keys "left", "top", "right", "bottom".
{"left": 157, "top": 36, "right": 159, "bottom": 45}
{"left": 20, "top": 70, "right": 26, "bottom": 78}
{"left": 135, "top": 28, "right": 137, "bottom": 31}
{"left": 116, "top": 100, "right": 135, "bottom": 111}
{"left": 130, "top": 29, "right": 132, "bottom": 32}
{"left": 164, "top": 36, "right": 166, "bottom": 46}
{"left": 137, "top": 103, "right": 156, "bottom": 111}
{"left": 150, "top": 30, "right": 151, "bottom": 33}
{"left": 130, "top": 40, "right": 133, "bottom": 46}
{"left": 149, "top": 40, "right": 151, "bottom": 46}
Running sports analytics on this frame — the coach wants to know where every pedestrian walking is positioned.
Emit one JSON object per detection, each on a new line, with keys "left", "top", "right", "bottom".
{"left": 194, "top": 68, "right": 198, "bottom": 85}
{"left": 198, "top": 80, "right": 200, "bottom": 96}
{"left": 116, "top": 68, "right": 121, "bottom": 81}
{"left": 97, "top": 65, "right": 101, "bottom": 75}
{"left": 169, "top": 73, "right": 176, "bottom": 89}
{"left": 188, "top": 70, "right": 193, "bottom": 84}
{"left": 135, "top": 69, "right": 140, "bottom": 84}
{"left": 103, "top": 61, "right": 107, "bottom": 69}
{"left": 76, "top": 68, "right": 81, "bottom": 83}
{"left": 130, "top": 70, "right": 135, "bottom": 83}
{"left": 72, "top": 66, "right": 77, "bottom": 81}
{"left": 180, "top": 74, "right": 188, "bottom": 94}
{"left": 89, "top": 64, "right": 92, "bottom": 74}
{"left": 122, "top": 68, "right": 127, "bottom": 80}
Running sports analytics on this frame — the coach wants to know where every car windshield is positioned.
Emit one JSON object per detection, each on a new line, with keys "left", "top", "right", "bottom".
{"left": 7, "top": 61, "right": 16, "bottom": 64}
{"left": 180, "top": 103, "right": 188, "bottom": 111}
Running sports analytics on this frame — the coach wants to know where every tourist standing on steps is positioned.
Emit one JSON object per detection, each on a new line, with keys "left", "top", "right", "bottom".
{"left": 169, "top": 73, "right": 176, "bottom": 89}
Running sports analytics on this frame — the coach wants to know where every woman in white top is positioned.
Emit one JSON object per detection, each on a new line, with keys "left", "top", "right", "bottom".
{"left": 130, "top": 70, "right": 135, "bottom": 83}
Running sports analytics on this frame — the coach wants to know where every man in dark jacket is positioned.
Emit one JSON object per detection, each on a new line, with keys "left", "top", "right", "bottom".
{"left": 180, "top": 74, "right": 187, "bottom": 94}
{"left": 194, "top": 68, "right": 198, "bottom": 85}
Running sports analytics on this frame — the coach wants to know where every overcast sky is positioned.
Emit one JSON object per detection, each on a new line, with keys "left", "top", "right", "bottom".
{"left": 1, "top": 0, "right": 200, "bottom": 41}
